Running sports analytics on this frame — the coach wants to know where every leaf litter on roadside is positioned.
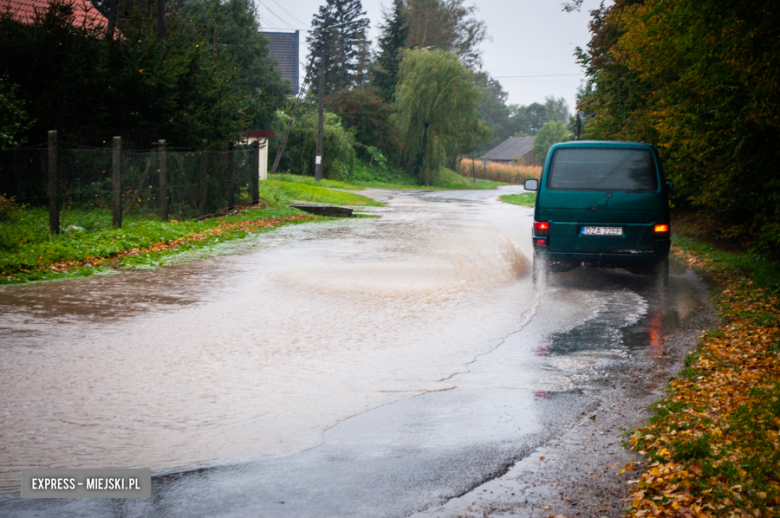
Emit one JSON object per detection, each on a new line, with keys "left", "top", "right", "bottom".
{"left": 624, "top": 246, "right": 780, "bottom": 517}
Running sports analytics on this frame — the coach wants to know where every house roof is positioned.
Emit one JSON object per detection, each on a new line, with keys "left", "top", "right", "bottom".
{"left": 481, "top": 136, "right": 535, "bottom": 161}
{"left": 0, "top": 0, "right": 109, "bottom": 31}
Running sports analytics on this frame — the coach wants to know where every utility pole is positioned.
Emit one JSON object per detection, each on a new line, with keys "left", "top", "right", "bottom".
{"left": 315, "top": 33, "right": 328, "bottom": 182}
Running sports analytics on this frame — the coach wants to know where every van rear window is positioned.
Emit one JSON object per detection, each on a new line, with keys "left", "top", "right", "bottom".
{"left": 547, "top": 148, "right": 658, "bottom": 192}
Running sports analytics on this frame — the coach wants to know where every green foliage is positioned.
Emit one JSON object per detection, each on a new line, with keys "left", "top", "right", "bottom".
{"left": 404, "top": 0, "right": 487, "bottom": 70}
{"left": 371, "top": 0, "right": 407, "bottom": 101}
{"left": 306, "top": 0, "right": 371, "bottom": 98}
{"left": 395, "top": 48, "right": 484, "bottom": 185}
{"left": 0, "top": 205, "right": 308, "bottom": 282}
{"left": 326, "top": 87, "right": 401, "bottom": 163}
{"left": 472, "top": 72, "right": 512, "bottom": 154}
{"left": 348, "top": 159, "right": 423, "bottom": 187}
{"left": 0, "top": 76, "right": 32, "bottom": 148}
{"left": 0, "top": 193, "right": 23, "bottom": 222}
{"left": 273, "top": 110, "right": 356, "bottom": 180}
{"left": 0, "top": 0, "right": 286, "bottom": 148}
{"left": 178, "top": 0, "right": 288, "bottom": 131}
{"left": 532, "top": 120, "right": 570, "bottom": 164}
{"left": 578, "top": 0, "right": 780, "bottom": 255}
{"left": 673, "top": 233, "right": 780, "bottom": 295}
{"left": 508, "top": 96, "right": 570, "bottom": 137}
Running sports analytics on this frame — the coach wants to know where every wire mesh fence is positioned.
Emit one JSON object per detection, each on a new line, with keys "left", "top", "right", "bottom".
{"left": 0, "top": 137, "right": 261, "bottom": 229}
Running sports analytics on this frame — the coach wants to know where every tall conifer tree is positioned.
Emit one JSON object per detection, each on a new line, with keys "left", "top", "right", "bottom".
{"left": 306, "top": 0, "right": 370, "bottom": 97}
{"left": 370, "top": 0, "right": 407, "bottom": 101}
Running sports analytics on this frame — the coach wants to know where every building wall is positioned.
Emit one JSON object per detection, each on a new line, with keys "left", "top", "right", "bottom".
{"left": 263, "top": 31, "right": 299, "bottom": 96}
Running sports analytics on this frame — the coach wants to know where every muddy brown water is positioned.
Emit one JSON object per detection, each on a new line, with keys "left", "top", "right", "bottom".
{"left": 0, "top": 187, "right": 707, "bottom": 518}
{"left": 0, "top": 188, "right": 540, "bottom": 492}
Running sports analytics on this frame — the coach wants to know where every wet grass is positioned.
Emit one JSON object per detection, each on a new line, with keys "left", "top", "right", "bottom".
{"left": 0, "top": 204, "right": 317, "bottom": 284}
{"left": 274, "top": 161, "right": 506, "bottom": 191}
{"left": 259, "top": 179, "right": 383, "bottom": 207}
{"left": 499, "top": 193, "right": 536, "bottom": 207}
{"left": 626, "top": 230, "right": 780, "bottom": 517}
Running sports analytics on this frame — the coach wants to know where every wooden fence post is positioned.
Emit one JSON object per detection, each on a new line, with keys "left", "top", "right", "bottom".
{"left": 47, "top": 130, "right": 59, "bottom": 235}
{"left": 157, "top": 140, "right": 168, "bottom": 221}
{"left": 251, "top": 141, "right": 259, "bottom": 205}
{"left": 227, "top": 141, "right": 235, "bottom": 210}
{"left": 112, "top": 136, "right": 122, "bottom": 227}
{"left": 198, "top": 150, "right": 208, "bottom": 214}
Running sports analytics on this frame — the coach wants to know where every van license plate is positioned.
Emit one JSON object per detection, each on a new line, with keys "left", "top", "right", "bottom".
{"left": 581, "top": 226, "right": 623, "bottom": 236}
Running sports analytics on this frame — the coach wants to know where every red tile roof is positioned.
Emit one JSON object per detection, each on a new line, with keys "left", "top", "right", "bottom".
{"left": 0, "top": 0, "right": 109, "bottom": 31}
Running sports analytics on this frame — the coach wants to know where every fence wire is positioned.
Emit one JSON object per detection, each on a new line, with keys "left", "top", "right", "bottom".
{"left": 0, "top": 145, "right": 258, "bottom": 220}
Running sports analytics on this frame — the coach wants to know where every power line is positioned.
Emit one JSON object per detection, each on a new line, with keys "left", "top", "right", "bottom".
{"left": 268, "top": 0, "right": 309, "bottom": 27}
{"left": 492, "top": 74, "right": 582, "bottom": 79}
{"left": 256, "top": 0, "right": 301, "bottom": 31}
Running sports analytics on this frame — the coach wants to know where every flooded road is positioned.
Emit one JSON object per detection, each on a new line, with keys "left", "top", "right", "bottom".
{"left": 0, "top": 186, "right": 706, "bottom": 517}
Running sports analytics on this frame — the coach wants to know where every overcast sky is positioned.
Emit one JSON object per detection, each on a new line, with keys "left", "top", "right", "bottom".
{"left": 254, "top": 0, "right": 605, "bottom": 113}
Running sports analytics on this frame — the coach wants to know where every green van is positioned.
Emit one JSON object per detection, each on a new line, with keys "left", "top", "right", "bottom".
{"left": 523, "top": 140, "right": 671, "bottom": 286}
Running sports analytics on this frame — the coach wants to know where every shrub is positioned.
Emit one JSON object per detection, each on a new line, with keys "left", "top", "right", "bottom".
{"left": 0, "top": 193, "right": 23, "bottom": 221}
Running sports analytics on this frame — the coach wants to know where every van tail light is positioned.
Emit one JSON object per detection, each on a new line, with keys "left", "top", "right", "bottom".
{"left": 654, "top": 224, "right": 670, "bottom": 234}
{"left": 533, "top": 221, "right": 550, "bottom": 236}
{"left": 534, "top": 238, "right": 547, "bottom": 247}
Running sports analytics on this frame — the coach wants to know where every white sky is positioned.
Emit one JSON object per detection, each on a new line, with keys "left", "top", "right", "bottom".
{"left": 254, "top": 0, "right": 605, "bottom": 113}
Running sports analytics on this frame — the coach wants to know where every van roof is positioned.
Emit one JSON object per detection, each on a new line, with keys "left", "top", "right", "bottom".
{"left": 551, "top": 140, "right": 656, "bottom": 150}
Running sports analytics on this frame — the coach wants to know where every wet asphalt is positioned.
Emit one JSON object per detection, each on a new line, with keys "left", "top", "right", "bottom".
{"left": 0, "top": 187, "right": 708, "bottom": 517}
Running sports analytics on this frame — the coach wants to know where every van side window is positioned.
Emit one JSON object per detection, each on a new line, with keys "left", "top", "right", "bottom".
{"left": 547, "top": 148, "right": 658, "bottom": 192}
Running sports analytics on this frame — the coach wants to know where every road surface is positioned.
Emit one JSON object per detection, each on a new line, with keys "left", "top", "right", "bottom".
{"left": 0, "top": 186, "right": 707, "bottom": 517}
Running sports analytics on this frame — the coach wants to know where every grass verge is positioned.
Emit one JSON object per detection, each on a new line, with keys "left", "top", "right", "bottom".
{"left": 0, "top": 205, "right": 316, "bottom": 284}
{"left": 499, "top": 193, "right": 536, "bottom": 207}
{"left": 274, "top": 162, "right": 506, "bottom": 191}
{"left": 625, "top": 230, "right": 780, "bottom": 517}
{"left": 259, "top": 179, "right": 383, "bottom": 206}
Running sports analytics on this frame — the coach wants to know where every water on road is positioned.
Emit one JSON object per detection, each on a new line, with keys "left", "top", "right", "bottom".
{"left": 0, "top": 187, "right": 535, "bottom": 491}
{"left": 0, "top": 186, "right": 706, "bottom": 517}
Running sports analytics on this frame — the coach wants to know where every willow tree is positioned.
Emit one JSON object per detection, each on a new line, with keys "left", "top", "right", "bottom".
{"left": 395, "top": 48, "right": 483, "bottom": 185}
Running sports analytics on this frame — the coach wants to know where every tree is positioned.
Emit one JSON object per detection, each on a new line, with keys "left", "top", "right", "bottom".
{"left": 370, "top": 0, "right": 407, "bottom": 101}
{"left": 544, "top": 96, "right": 570, "bottom": 125}
{"left": 0, "top": 0, "right": 287, "bottom": 147}
{"left": 395, "top": 48, "right": 483, "bottom": 184}
{"left": 578, "top": 0, "right": 780, "bottom": 253}
{"left": 327, "top": 87, "right": 400, "bottom": 162}
{"left": 532, "top": 121, "right": 569, "bottom": 164}
{"left": 473, "top": 72, "right": 511, "bottom": 154}
{"left": 272, "top": 109, "right": 356, "bottom": 180}
{"left": 509, "top": 102, "right": 546, "bottom": 136}
{"left": 404, "top": 0, "right": 487, "bottom": 70}
{"left": 0, "top": 76, "right": 33, "bottom": 148}
{"left": 507, "top": 96, "right": 571, "bottom": 137}
{"left": 179, "top": 0, "right": 287, "bottom": 132}
{"left": 306, "top": 0, "right": 370, "bottom": 98}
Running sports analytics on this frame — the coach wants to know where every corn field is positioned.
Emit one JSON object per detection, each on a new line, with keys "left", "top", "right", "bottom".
{"left": 457, "top": 159, "right": 541, "bottom": 185}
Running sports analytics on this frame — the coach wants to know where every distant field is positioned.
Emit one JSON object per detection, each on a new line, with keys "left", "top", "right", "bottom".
{"left": 458, "top": 159, "right": 541, "bottom": 185}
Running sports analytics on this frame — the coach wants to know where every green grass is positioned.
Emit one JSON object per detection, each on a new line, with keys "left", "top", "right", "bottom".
{"left": 271, "top": 173, "right": 368, "bottom": 191}
{"left": 436, "top": 167, "right": 504, "bottom": 190}
{"left": 0, "top": 205, "right": 312, "bottom": 284}
{"left": 274, "top": 160, "right": 506, "bottom": 191}
{"left": 672, "top": 234, "right": 780, "bottom": 294}
{"left": 499, "top": 193, "right": 536, "bottom": 207}
{"left": 259, "top": 180, "right": 383, "bottom": 207}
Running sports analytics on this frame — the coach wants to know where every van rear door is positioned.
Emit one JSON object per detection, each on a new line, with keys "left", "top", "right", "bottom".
{"left": 540, "top": 147, "right": 664, "bottom": 254}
